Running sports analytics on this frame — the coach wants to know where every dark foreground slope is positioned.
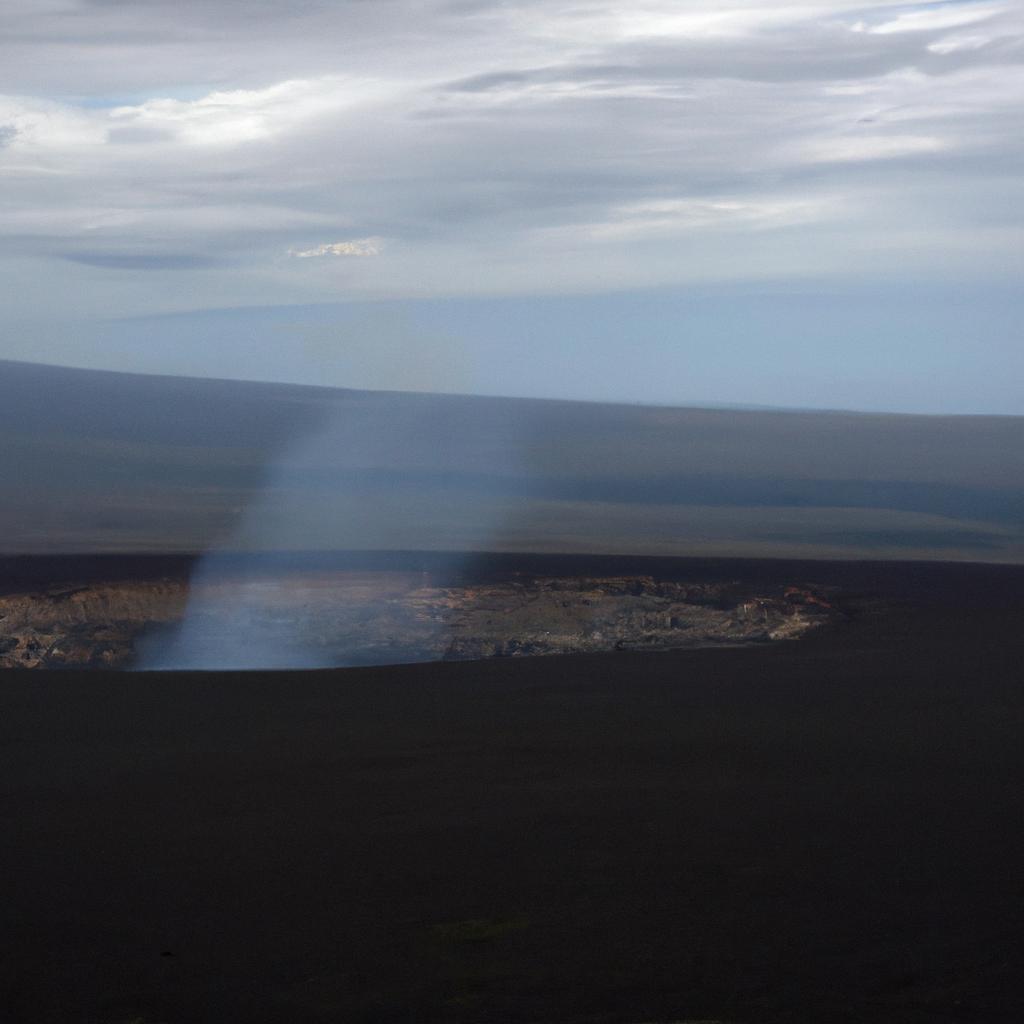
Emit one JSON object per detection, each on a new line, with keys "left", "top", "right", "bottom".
{"left": 3, "top": 559, "right": 1024, "bottom": 1023}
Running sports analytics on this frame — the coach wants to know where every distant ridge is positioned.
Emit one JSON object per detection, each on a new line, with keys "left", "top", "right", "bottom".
{"left": 2, "top": 360, "right": 1022, "bottom": 562}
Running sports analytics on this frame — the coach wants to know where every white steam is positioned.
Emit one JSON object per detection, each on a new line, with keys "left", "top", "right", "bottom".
{"left": 136, "top": 394, "right": 531, "bottom": 669}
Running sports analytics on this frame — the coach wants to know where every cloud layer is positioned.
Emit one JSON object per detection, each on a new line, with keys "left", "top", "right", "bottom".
{"left": 0, "top": 1, "right": 1022, "bottom": 406}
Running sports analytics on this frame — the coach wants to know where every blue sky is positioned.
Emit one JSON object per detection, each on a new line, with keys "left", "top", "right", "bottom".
{"left": 1, "top": 0, "right": 1022, "bottom": 412}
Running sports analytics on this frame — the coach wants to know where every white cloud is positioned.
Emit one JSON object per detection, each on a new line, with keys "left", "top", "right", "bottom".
{"left": 927, "top": 33, "right": 994, "bottom": 54}
{"left": 289, "top": 239, "right": 383, "bottom": 258}
{"left": 108, "top": 77, "right": 391, "bottom": 147}
{"left": 584, "top": 195, "right": 840, "bottom": 241}
{"left": 0, "top": 0, "right": 1020, "bottom": 318}
{"left": 858, "top": 3, "right": 1003, "bottom": 36}
{"left": 796, "top": 133, "right": 948, "bottom": 163}
{"left": 531, "top": 3, "right": 815, "bottom": 45}
{"left": 0, "top": 96, "right": 105, "bottom": 149}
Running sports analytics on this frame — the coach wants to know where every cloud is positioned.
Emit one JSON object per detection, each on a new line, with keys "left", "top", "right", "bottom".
{"left": 289, "top": 238, "right": 383, "bottom": 258}
{"left": 858, "top": 3, "right": 1003, "bottom": 36}
{"left": 796, "top": 133, "right": 949, "bottom": 163}
{"left": 0, "top": 0, "right": 1020, "bottom": 322}
{"left": 580, "top": 196, "right": 840, "bottom": 241}
{"left": 61, "top": 251, "right": 217, "bottom": 270}
{"left": 106, "top": 77, "right": 389, "bottom": 147}
{"left": 928, "top": 33, "right": 995, "bottom": 54}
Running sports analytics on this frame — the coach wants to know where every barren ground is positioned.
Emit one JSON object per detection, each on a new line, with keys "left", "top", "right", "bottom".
{"left": 2, "top": 555, "right": 1023, "bottom": 1023}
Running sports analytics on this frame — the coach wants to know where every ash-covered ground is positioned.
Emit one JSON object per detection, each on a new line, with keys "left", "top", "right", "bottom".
{"left": 2, "top": 557, "right": 1023, "bottom": 1024}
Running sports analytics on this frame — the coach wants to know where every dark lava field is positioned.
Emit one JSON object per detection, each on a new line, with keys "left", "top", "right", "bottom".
{"left": 2, "top": 555, "right": 1024, "bottom": 1023}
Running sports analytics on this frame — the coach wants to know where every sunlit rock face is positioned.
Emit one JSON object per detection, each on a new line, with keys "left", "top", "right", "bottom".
{"left": 0, "top": 581, "right": 186, "bottom": 669}
{"left": 0, "top": 570, "right": 837, "bottom": 670}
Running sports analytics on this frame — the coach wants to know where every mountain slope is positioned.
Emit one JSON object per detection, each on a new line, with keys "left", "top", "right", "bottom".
{"left": 2, "top": 359, "right": 1022, "bottom": 561}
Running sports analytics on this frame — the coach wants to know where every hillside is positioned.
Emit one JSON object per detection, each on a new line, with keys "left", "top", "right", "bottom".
{"left": 2, "top": 359, "right": 1022, "bottom": 561}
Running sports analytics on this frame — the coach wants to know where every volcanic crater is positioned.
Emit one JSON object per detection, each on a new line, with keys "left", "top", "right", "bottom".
{"left": 0, "top": 558, "right": 840, "bottom": 670}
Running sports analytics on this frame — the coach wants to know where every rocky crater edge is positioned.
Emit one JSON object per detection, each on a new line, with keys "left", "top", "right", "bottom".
{"left": 0, "top": 573, "right": 839, "bottom": 669}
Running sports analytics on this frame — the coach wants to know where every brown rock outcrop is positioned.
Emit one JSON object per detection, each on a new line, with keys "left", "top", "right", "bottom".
{"left": 0, "top": 571, "right": 838, "bottom": 670}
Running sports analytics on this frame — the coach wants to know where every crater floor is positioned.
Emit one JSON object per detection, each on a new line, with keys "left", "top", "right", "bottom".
{"left": 0, "top": 565, "right": 838, "bottom": 669}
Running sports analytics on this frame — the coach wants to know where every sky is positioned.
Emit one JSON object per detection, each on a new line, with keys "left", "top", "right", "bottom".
{"left": 1, "top": 0, "right": 1022, "bottom": 412}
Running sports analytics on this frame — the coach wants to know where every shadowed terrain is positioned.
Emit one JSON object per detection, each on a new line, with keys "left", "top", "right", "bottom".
{"left": 3, "top": 359, "right": 1023, "bottom": 562}
{"left": 2, "top": 558, "right": 1023, "bottom": 1023}
{"left": 3, "top": 362, "right": 1024, "bottom": 1020}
